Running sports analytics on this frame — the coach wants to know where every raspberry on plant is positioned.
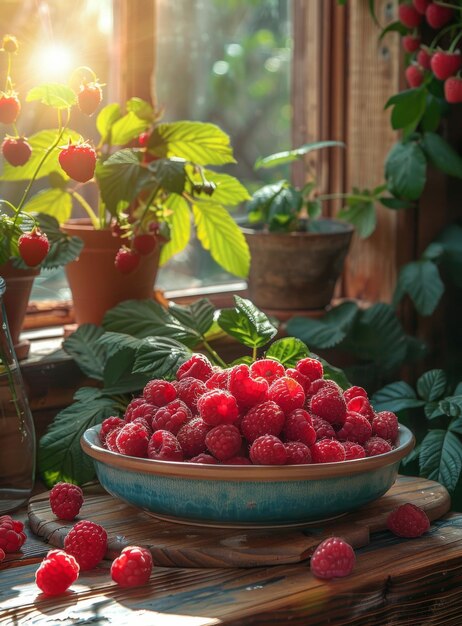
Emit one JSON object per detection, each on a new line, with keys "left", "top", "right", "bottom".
{"left": 143, "top": 379, "right": 177, "bottom": 406}
{"left": 147, "top": 430, "right": 184, "bottom": 461}
{"left": 386, "top": 503, "right": 430, "bottom": 538}
{"left": 249, "top": 435, "right": 287, "bottom": 465}
{"left": 364, "top": 436, "right": 392, "bottom": 457}
{"left": 336, "top": 411, "right": 372, "bottom": 445}
{"left": 285, "top": 441, "right": 311, "bottom": 464}
{"left": 311, "top": 439, "right": 346, "bottom": 464}
{"left": 240, "top": 400, "right": 285, "bottom": 443}
{"left": 249, "top": 358, "right": 285, "bottom": 386}
{"left": 58, "top": 141, "right": 97, "bottom": 183}
{"left": 114, "top": 246, "right": 140, "bottom": 274}
{"left": 177, "top": 417, "right": 210, "bottom": 458}
{"left": 205, "top": 423, "right": 242, "bottom": 461}
{"left": 111, "top": 546, "right": 153, "bottom": 588}
{"left": 417, "top": 48, "right": 432, "bottom": 70}
{"left": 176, "top": 353, "right": 214, "bottom": 382}
{"left": 405, "top": 64, "right": 424, "bottom": 88}
{"left": 445, "top": 76, "right": 462, "bottom": 104}
{"left": 402, "top": 34, "right": 421, "bottom": 53}
{"left": 282, "top": 408, "right": 316, "bottom": 447}
{"left": 64, "top": 520, "right": 107, "bottom": 571}
{"left": 425, "top": 2, "right": 453, "bottom": 29}
{"left": 2, "top": 136, "right": 31, "bottom": 166}
{"left": 35, "top": 549, "right": 80, "bottom": 596}
{"left": 77, "top": 81, "right": 103, "bottom": 116}
{"left": 398, "top": 3, "right": 422, "bottom": 28}
{"left": 430, "top": 50, "right": 462, "bottom": 81}
{"left": 116, "top": 421, "right": 150, "bottom": 457}
{"left": 310, "top": 386, "right": 346, "bottom": 426}
{"left": 152, "top": 399, "right": 191, "bottom": 434}
{"left": 133, "top": 233, "right": 158, "bottom": 256}
{"left": 310, "top": 537, "right": 355, "bottom": 579}
{"left": 413, "top": 0, "right": 430, "bottom": 15}
{"left": 296, "top": 357, "right": 323, "bottom": 382}
{"left": 18, "top": 227, "right": 50, "bottom": 267}
{"left": 0, "top": 92, "right": 21, "bottom": 124}
{"left": 197, "top": 389, "right": 239, "bottom": 426}
{"left": 229, "top": 364, "right": 269, "bottom": 409}
{"left": 268, "top": 376, "right": 305, "bottom": 414}
{"left": 49, "top": 482, "right": 84, "bottom": 521}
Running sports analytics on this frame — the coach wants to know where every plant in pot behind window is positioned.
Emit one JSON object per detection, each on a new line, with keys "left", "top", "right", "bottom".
{"left": 1, "top": 37, "right": 251, "bottom": 327}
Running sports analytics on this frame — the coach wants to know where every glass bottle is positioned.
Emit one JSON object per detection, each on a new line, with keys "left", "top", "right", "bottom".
{"left": 0, "top": 276, "right": 36, "bottom": 513}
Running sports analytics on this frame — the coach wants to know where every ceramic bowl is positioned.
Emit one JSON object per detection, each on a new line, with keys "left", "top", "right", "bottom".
{"left": 81, "top": 424, "right": 415, "bottom": 528}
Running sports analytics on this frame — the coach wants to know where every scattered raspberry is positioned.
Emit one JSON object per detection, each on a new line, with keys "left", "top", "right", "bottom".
{"left": 205, "top": 423, "right": 242, "bottom": 461}
{"left": 310, "top": 537, "right": 355, "bottom": 579}
{"left": 0, "top": 548, "right": 5, "bottom": 562}
{"left": 249, "top": 359, "right": 285, "bottom": 386}
{"left": 310, "top": 387, "right": 346, "bottom": 426}
{"left": 282, "top": 408, "right": 316, "bottom": 446}
{"left": 285, "top": 441, "right": 312, "bottom": 464}
{"left": 311, "top": 415, "right": 336, "bottom": 440}
{"left": 311, "top": 439, "right": 346, "bottom": 464}
{"left": 364, "top": 436, "right": 392, "bottom": 457}
{"left": 268, "top": 376, "right": 305, "bottom": 414}
{"left": 143, "top": 379, "right": 177, "bottom": 406}
{"left": 343, "top": 386, "right": 368, "bottom": 404}
{"left": 341, "top": 440, "right": 366, "bottom": 460}
{"left": 124, "top": 397, "right": 149, "bottom": 421}
{"left": 35, "top": 549, "right": 80, "bottom": 596}
{"left": 175, "top": 376, "right": 207, "bottom": 411}
{"left": 346, "top": 396, "right": 375, "bottom": 422}
{"left": 0, "top": 515, "right": 26, "bottom": 553}
{"left": 152, "top": 399, "right": 191, "bottom": 434}
{"left": 176, "top": 353, "right": 214, "bottom": 382}
{"left": 336, "top": 411, "right": 372, "bottom": 445}
{"left": 240, "top": 400, "right": 285, "bottom": 443}
{"left": 99, "top": 416, "right": 125, "bottom": 444}
{"left": 64, "top": 520, "right": 107, "bottom": 571}
{"left": 105, "top": 427, "right": 122, "bottom": 452}
{"left": 205, "top": 368, "right": 230, "bottom": 391}
{"left": 177, "top": 417, "right": 210, "bottom": 458}
{"left": 229, "top": 364, "right": 269, "bottom": 409}
{"left": 296, "top": 357, "right": 323, "bottom": 382}
{"left": 372, "top": 411, "right": 399, "bottom": 442}
{"left": 197, "top": 389, "right": 239, "bottom": 426}
{"left": 147, "top": 430, "right": 184, "bottom": 461}
{"left": 116, "top": 421, "right": 150, "bottom": 457}
{"left": 189, "top": 453, "right": 219, "bottom": 464}
{"left": 111, "top": 546, "right": 153, "bottom": 588}
{"left": 49, "top": 482, "right": 84, "bottom": 521}
{"left": 386, "top": 503, "right": 430, "bottom": 538}
{"left": 250, "top": 435, "right": 287, "bottom": 465}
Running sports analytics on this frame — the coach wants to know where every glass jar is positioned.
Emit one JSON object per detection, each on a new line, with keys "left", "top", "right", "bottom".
{"left": 0, "top": 276, "right": 36, "bottom": 513}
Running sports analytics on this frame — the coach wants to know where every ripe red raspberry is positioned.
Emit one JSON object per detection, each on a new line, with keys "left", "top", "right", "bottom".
{"left": 311, "top": 415, "right": 336, "bottom": 440}
{"left": 114, "top": 247, "right": 140, "bottom": 274}
{"left": 147, "top": 430, "right": 184, "bottom": 461}
{"left": 402, "top": 34, "right": 421, "bottom": 53}
{"left": 229, "top": 364, "right": 269, "bottom": 409}
{"left": 347, "top": 396, "right": 375, "bottom": 422}
{"left": 398, "top": 3, "right": 422, "bottom": 28}
{"left": 286, "top": 368, "right": 311, "bottom": 393}
{"left": 205, "top": 423, "right": 242, "bottom": 461}
{"left": 116, "top": 421, "right": 150, "bottom": 457}
{"left": 268, "top": 376, "right": 305, "bottom": 414}
{"left": 445, "top": 76, "right": 462, "bottom": 103}
{"left": 311, "top": 439, "right": 346, "bottom": 464}
{"left": 99, "top": 416, "right": 125, "bottom": 444}
{"left": 177, "top": 417, "right": 210, "bottom": 458}
{"left": 417, "top": 48, "right": 432, "bottom": 70}
{"left": 0, "top": 515, "right": 26, "bottom": 552}
{"left": 296, "top": 357, "right": 323, "bottom": 382}
{"left": 249, "top": 359, "right": 285, "bottom": 386}
{"left": 49, "top": 482, "right": 84, "bottom": 521}
{"left": 205, "top": 368, "right": 230, "bottom": 391}
{"left": 240, "top": 400, "right": 285, "bottom": 443}
{"left": 35, "top": 549, "right": 80, "bottom": 596}
{"left": 225, "top": 456, "right": 252, "bottom": 465}
{"left": 308, "top": 379, "right": 341, "bottom": 396}
{"left": 124, "top": 396, "right": 148, "bottom": 421}
{"left": 425, "top": 2, "right": 453, "bottom": 29}
{"left": 152, "top": 399, "right": 191, "bottom": 434}
{"left": 105, "top": 427, "right": 122, "bottom": 452}
{"left": 143, "top": 379, "right": 177, "bottom": 406}
{"left": 111, "top": 546, "right": 153, "bottom": 587}
{"left": 176, "top": 353, "right": 214, "bottom": 382}
{"left": 405, "top": 65, "right": 424, "bottom": 88}
{"left": 310, "top": 537, "right": 355, "bottom": 579}
{"left": 285, "top": 441, "right": 311, "bottom": 464}
{"left": 413, "top": 0, "right": 430, "bottom": 15}
{"left": 189, "top": 453, "right": 219, "bottom": 464}
{"left": 430, "top": 50, "right": 462, "bottom": 81}
{"left": 310, "top": 387, "right": 346, "bottom": 426}
{"left": 250, "top": 435, "right": 287, "bottom": 465}
{"left": 343, "top": 386, "right": 368, "bottom": 404}
{"left": 364, "top": 436, "right": 392, "bottom": 457}
{"left": 64, "top": 520, "right": 107, "bottom": 570}
{"left": 58, "top": 141, "right": 97, "bottom": 182}
{"left": 336, "top": 411, "right": 373, "bottom": 445}
{"left": 2, "top": 136, "right": 31, "bottom": 166}
{"left": 126, "top": 401, "right": 158, "bottom": 424}
{"left": 77, "top": 81, "right": 103, "bottom": 116}
{"left": 386, "top": 503, "right": 430, "bottom": 538}
{"left": 282, "top": 408, "right": 316, "bottom": 446}
{"left": 341, "top": 440, "right": 366, "bottom": 460}
{"left": 372, "top": 410, "right": 399, "bottom": 442}
{"left": 132, "top": 416, "right": 153, "bottom": 434}
{"left": 133, "top": 233, "right": 158, "bottom": 256}
{"left": 175, "top": 376, "right": 207, "bottom": 411}
{"left": 197, "top": 389, "right": 239, "bottom": 426}
{"left": 0, "top": 93, "right": 21, "bottom": 124}
{"left": 18, "top": 228, "right": 50, "bottom": 267}
{"left": 0, "top": 548, "right": 5, "bottom": 562}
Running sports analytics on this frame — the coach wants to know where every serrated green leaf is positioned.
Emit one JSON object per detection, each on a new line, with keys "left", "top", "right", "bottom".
{"left": 449, "top": 417, "right": 462, "bottom": 436}
{"left": 34, "top": 212, "right": 83, "bottom": 269}
{"left": 392, "top": 260, "right": 444, "bottom": 316}
{"left": 421, "top": 94, "right": 443, "bottom": 132}
{"left": 192, "top": 203, "right": 250, "bottom": 278}
{"left": 385, "top": 141, "right": 427, "bottom": 201}
{"left": 217, "top": 295, "right": 278, "bottom": 349}
{"left": 26, "top": 83, "right": 77, "bottom": 109}
{"left": 439, "top": 395, "right": 462, "bottom": 418}
{"left": 63, "top": 324, "right": 107, "bottom": 380}
{"left": 96, "top": 149, "right": 150, "bottom": 215}
{"left": 96, "top": 103, "right": 122, "bottom": 142}
{"left": 417, "top": 369, "right": 447, "bottom": 402}
{"left": 425, "top": 401, "right": 446, "bottom": 420}
{"left": 159, "top": 194, "right": 191, "bottom": 266}
{"left": 419, "top": 429, "right": 462, "bottom": 492}
{"left": 132, "top": 337, "right": 191, "bottom": 378}
{"left": 110, "top": 111, "right": 151, "bottom": 146}
{"left": 168, "top": 298, "right": 215, "bottom": 337}
{"left": 422, "top": 132, "right": 462, "bottom": 179}
{"left": 371, "top": 381, "right": 425, "bottom": 412}
{"left": 437, "top": 224, "right": 462, "bottom": 289}
{"left": 147, "top": 157, "right": 186, "bottom": 194}
{"left": 126, "top": 97, "right": 154, "bottom": 121}
{"left": 254, "top": 141, "right": 344, "bottom": 170}
{"left": 265, "top": 337, "right": 310, "bottom": 367}
{"left": 337, "top": 197, "right": 376, "bottom": 239}
{"left": 23, "top": 188, "right": 72, "bottom": 224}
{"left": 285, "top": 301, "right": 359, "bottom": 349}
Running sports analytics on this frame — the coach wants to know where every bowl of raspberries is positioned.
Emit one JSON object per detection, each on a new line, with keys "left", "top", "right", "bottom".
{"left": 81, "top": 354, "right": 414, "bottom": 527}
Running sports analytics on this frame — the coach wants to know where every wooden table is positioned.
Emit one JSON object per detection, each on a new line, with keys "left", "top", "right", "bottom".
{"left": 2, "top": 478, "right": 462, "bottom": 625}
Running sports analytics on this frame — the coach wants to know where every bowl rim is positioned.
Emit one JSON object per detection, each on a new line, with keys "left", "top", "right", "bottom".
{"left": 81, "top": 423, "right": 415, "bottom": 482}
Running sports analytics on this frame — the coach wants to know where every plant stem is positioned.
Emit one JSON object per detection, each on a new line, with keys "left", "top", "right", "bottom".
{"left": 138, "top": 183, "right": 161, "bottom": 228}
{"left": 252, "top": 346, "right": 257, "bottom": 361}
{"left": 70, "top": 190, "right": 99, "bottom": 228}
{"left": 5, "top": 52, "right": 11, "bottom": 92}
{"left": 201, "top": 339, "right": 228, "bottom": 368}
{"left": 449, "top": 29, "right": 462, "bottom": 52}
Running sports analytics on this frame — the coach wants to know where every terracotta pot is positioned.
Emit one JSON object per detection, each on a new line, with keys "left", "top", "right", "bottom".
{"left": 61, "top": 218, "right": 161, "bottom": 326}
{"left": 241, "top": 219, "right": 354, "bottom": 311}
{"left": 0, "top": 261, "right": 39, "bottom": 360}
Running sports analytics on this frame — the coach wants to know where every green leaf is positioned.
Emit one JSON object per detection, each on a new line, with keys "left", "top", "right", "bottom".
{"left": 385, "top": 88, "right": 427, "bottom": 131}
{"left": 265, "top": 337, "right": 310, "bottom": 367}
{"left": 422, "top": 242, "right": 445, "bottom": 261}
{"left": 96, "top": 103, "right": 122, "bottom": 142}
{"left": 439, "top": 395, "right": 462, "bottom": 418}
{"left": 368, "top": 0, "right": 381, "bottom": 27}
{"left": 385, "top": 141, "right": 427, "bottom": 201}
{"left": 126, "top": 97, "right": 154, "bottom": 121}
{"left": 217, "top": 295, "right": 278, "bottom": 349}
{"left": 23, "top": 188, "right": 72, "bottom": 224}
{"left": 96, "top": 149, "right": 150, "bottom": 215}
{"left": 147, "top": 157, "right": 186, "bottom": 194}
{"left": 63, "top": 324, "right": 107, "bottom": 380}
{"left": 437, "top": 224, "right": 462, "bottom": 289}
{"left": 34, "top": 213, "right": 83, "bottom": 269}
{"left": 417, "top": 369, "right": 447, "bottom": 402}
{"left": 337, "top": 197, "right": 376, "bottom": 239}
{"left": 419, "top": 429, "right": 462, "bottom": 493}
{"left": 425, "top": 401, "right": 446, "bottom": 420}
{"left": 378, "top": 20, "right": 408, "bottom": 41}
{"left": 285, "top": 301, "right": 359, "bottom": 349}
{"left": 192, "top": 169, "right": 251, "bottom": 206}
{"left": 379, "top": 196, "right": 415, "bottom": 210}
{"left": 132, "top": 337, "right": 191, "bottom": 378}
{"left": 421, "top": 132, "right": 462, "bottom": 179}
{"left": 192, "top": 203, "right": 250, "bottom": 278}
{"left": 421, "top": 94, "right": 443, "bottom": 132}
{"left": 449, "top": 417, "right": 462, "bottom": 436}
{"left": 254, "top": 141, "right": 344, "bottom": 170}
{"left": 246, "top": 181, "right": 302, "bottom": 231}
{"left": 168, "top": 298, "right": 216, "bottom": 338}
{"left": 38, "top": 389, "right": 120, "bottom": 487}
{"left": 110, "top": 111, "right": 150, "bottom": 146}
{"left": 371, "top": 381, "right": 425, "bottom": 412}
{"left": 159, "top": 195, "right": 191, "bottom": 266}
{"left": 149, "top": 121, "right": 236, "bottom": 165}
{"left": 26, "top": 83, "right": 77, "bottom": 109}
{"left": 392, "top": 260, "right": 444, "bottom": 316}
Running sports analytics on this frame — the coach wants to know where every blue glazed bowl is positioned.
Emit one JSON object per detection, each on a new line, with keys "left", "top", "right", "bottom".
{"left": 81, "top": 424, "right": 414, "bottom": 528}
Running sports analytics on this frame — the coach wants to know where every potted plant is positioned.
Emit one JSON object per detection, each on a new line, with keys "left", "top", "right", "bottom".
{"left": 1, "top": 36, "right": 251, "bottom": 326}
{"left": 240, "top": 142, "right": 354, "bottom": 312}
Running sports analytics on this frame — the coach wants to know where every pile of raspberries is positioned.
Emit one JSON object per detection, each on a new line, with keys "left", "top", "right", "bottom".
{"left": 98, "top": 355, "right": 400, "bottom": 465}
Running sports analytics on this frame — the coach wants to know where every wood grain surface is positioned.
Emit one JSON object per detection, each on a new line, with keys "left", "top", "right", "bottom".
{"left": 27, "top": 475, "right": 450, "bottom": 568}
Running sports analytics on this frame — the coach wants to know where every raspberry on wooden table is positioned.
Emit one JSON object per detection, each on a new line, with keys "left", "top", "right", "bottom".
{"left": 176, "top": 353, "right": 214, "bottom": 382}
{"left": 268, "top": 376, "right": 305, "bottom": 414}
{"left": 147, "top": 430, "right": 184, "bottom": 461}
{"left": 0, "top": 515, "right": 26, "bottom": 553}
{"left": 49, "top": 482, "right": 84, "bottom": 521}
{"left": 249, "top": 359, "right": 285, "bottom": 386}
{"left": 249, "top": 434, "right": 287, "bottom": 465}
{"left": 205, "top": 423, "right": 242, "bottom": 461}
{"left": 111, "top": 546, "right": 153, "bottom": 588}
{"left": 311, "top": 439, "right": 346, "bottom": 464}
{"left": 240, "top": 400, "right": 285, "bottom": 443}
{"left": 64, "top": 520, "right": 107, "bottom": 571}
{"left": 386, "top": 503, "right": 430, "bottom": 538}
{"left": 35, "top": 549, "right": 80, "bottom": 596}
{"left": 310, "top": 537, "right": 355, "bottom": 579}
{"left": 197, "top": 389, "right": 239, "bottom": 426}
{"left": 143, "top": 379, "right": 177, "bottom": 406}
